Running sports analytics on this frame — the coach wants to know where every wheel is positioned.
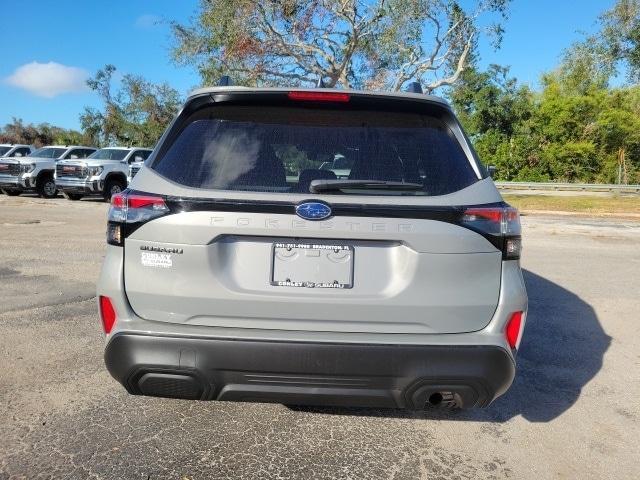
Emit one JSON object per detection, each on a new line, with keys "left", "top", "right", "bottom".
{"left": 36, "top": 175, "right": 58, "bottom": 198}
{"left": 2, "top": 189, "right": 21, "bottom": 196}
{"left": 62, "top": 191, "right": 83, "bottom": 201}
{"left": 103, "top": 178, "right": 125, "bottom": 201}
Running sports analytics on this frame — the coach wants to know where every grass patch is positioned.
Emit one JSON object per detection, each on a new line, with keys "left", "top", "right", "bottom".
{"left": 503, "top": 194, "right": 640, "bottom": 215}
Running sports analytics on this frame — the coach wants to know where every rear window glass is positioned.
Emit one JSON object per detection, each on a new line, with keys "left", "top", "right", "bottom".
{"left": 152, "top": 105, "right": 478, "bottom": 196}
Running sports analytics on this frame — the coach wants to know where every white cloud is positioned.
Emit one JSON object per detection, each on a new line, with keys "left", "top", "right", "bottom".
{"left": 5, "top": 61, "right": 89, "bottom": 98}
{"left": 135, "top": 14, "right": 161, "bottom": 29}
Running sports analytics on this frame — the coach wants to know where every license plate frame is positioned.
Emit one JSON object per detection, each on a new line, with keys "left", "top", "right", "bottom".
{"left": 271, "top": 242, "right": 354, "bottom": 289}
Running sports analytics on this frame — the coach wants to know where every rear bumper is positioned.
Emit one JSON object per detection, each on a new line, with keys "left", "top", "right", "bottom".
{"left": 105, "top": 333, "right": 515, "bottom": 409}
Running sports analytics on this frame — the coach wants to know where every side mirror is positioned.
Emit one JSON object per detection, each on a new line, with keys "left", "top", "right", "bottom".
{"left": 487, "top": 165, "right": 496, "bottom": 178}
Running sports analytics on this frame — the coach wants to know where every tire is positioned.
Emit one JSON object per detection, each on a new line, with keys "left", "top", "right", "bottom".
{"left": 103, "top": 178, "right": 125, "bottom": 202}
{"left": 36, "top": 175, "right": 58, "bottom": 199}
{"left": 2, "top": 189, "right": 21, "bottom": 196}
{"left": 62, "top": 191, "right": 83, "bottom": 201}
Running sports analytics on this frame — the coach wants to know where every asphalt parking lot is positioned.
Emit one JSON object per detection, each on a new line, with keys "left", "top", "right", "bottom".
{"left": 1, "top": 194, "right": 639, "bottom": 479}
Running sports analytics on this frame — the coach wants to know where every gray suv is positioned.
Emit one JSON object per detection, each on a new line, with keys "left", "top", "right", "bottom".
{"left": 97, "top": 87, "right": 527, "bottom": 410}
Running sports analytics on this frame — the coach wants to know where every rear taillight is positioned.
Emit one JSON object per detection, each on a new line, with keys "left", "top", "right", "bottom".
{"left": 505, "top": 311, "right": 524, "bottom": 350}
{"left": 99, "top": 296, "right": 117, "bottom": 334}
{"left": 287, "top": 91, "right": 350, "bottom": 102}
{"left": 107, "top": 191, "right": 169, "bottom": 246}
{"left": 461, "top": 206, "right": 522, "bottom": 260}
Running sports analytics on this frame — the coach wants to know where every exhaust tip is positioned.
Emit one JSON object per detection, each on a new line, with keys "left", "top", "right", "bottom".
{"left": 425, "top": 391, "right": 456, "bottom": 409}
{"left": 406, "top": 382, "right": 477, "bottom": 409}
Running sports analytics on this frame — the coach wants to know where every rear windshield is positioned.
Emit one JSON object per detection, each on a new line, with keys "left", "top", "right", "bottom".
{"left": 152, "top": 105, "right": 479, "bottom": 196}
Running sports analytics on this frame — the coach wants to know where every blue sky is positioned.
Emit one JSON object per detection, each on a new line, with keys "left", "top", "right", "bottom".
{"left": 1, "top": 0, "right": 616, "bottom": 130}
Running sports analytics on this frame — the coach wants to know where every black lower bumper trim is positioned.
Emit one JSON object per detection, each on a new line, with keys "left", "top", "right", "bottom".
{"left": 104, "top": 333, "right": 515, "bottom": 409}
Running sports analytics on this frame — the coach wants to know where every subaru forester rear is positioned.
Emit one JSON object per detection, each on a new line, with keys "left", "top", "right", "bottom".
{"left": 97, "top": 87, "right": 527, "bottom": 409}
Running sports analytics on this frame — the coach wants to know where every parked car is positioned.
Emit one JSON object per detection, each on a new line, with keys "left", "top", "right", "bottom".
{"left": 0, "top": 144, "right": 35, "bottom": 159}
{"left": 98, "top": 86, "right": 527, "bottom": 410}
{"left": 55, "top": 147, "right": 153, "bottom": 201}
{"left": 127, "top": 159, "right": 145, "bottom": 184}
{"left": 0, "top": 145, "right": 96, "bottom": 198}
{"left": 0, "top": 145, "right": 34, "bottom": 194}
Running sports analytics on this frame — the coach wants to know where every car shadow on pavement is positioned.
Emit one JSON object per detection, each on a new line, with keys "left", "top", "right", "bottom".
{"left": 288, "top": 269, "right": 611, "bottom": 423}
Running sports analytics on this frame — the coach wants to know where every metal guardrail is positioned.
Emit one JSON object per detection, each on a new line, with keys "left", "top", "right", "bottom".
{"left": 495, "top": 181, "right": 640, "bottom": 195}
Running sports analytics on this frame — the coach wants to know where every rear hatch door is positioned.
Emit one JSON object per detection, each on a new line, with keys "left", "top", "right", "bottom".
{"left": 122, "top": 91, "right": 503, "bottom": 334}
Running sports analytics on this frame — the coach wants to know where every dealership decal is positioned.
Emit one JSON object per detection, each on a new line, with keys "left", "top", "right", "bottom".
{"left": 141, "top": 251, "right": 173, "bottom": 268}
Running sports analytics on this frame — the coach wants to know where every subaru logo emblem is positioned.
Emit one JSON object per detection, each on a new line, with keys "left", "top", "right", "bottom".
{"left": 296, "top": 201, "right": 332, "bottom": 221}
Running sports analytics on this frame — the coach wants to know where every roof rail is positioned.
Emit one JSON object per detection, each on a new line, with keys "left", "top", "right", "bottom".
{"left": 405, "top": 82, "right": 423, "bottom": 94}
{"left": 218, "top": 75, "right": 231, "bottom": 87}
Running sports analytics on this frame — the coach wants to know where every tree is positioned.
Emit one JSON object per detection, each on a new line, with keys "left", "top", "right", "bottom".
{"left": 559, "top": 0, "right": 640, "bottom": 88}
{"left": 592, "top": 87, "right": 640, "bottom": 183}
{"left": 171, "top": 0, "right": 511, "bottom": 92}
{"left": 0, "top": 118, "right": 88, "bottom": 147}
{"left": 599, "top": 0, "right": 640, "bottom": 83}
{"left": 80, "top": 65, "right": 182, "bottom": 147}
{"left": 450, "top": 64, "right": 532, "bottom": 136}
{"left": 450, "top": 65, "right": 534, "bottom": 179}
{"left": 447, "top": 0, "right": 640, "bottom": 184}
{"left": 557, "top": 42, "right": 611, "bottom": 95}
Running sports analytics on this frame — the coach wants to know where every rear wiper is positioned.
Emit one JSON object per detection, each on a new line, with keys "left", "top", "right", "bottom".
{"left": 309, "top": 179, "right": 424, "bottom": 193}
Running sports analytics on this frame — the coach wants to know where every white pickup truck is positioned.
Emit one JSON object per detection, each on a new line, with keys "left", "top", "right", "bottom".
{"left": 55, "top": 147, "right": 153, "bottom": 201}
{"left": 0, "top": 144, "right": 35, "bottom": 159}
{"left": 127, "top": 160, "right": 145, "bottom": 184}
{"left": 0, "top": 145, "right": 96, "bottom": 198}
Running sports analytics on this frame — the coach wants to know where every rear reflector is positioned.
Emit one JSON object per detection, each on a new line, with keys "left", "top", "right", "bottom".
{"left": 505, "top": 311, "right": 524, "bottom": 349}
{"left": 287, "top": 91, "right": 350, "bottom": 102}
{"left": 99, "top": 296, "right": 117, "bottom": 334}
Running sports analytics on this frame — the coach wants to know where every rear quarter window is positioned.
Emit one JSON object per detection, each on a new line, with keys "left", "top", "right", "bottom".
{"left": 152, "top": 104, "right": 479, "bottom": 196}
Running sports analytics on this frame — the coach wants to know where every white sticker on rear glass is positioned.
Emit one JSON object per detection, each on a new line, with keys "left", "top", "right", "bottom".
{"left": 141, "top": 251, "right": 172, "bottom": 268}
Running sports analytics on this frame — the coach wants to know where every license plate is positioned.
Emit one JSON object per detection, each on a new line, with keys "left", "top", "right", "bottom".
{"left": 271, "top": 242, "right": 354, "bottom": 289}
